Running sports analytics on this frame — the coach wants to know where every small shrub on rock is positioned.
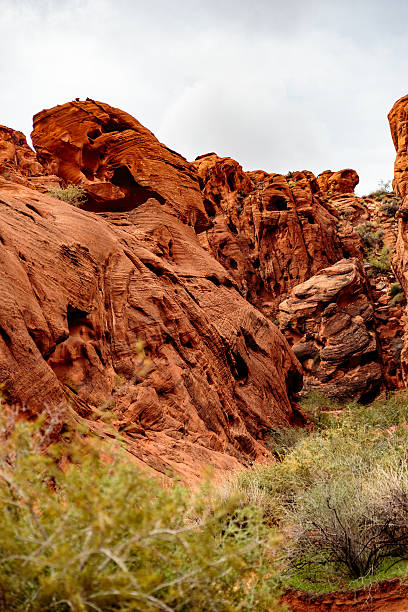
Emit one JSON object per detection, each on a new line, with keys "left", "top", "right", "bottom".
{"left": 48, "top": 184, "right": 87, "bottom": 207}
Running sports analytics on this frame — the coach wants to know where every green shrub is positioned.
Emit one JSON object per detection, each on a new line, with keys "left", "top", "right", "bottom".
{"left": 380, "top": 198, "right": 400, "bottom": 217}
{"left": 48, "top": 184, "right": 87, "bottom": 207}
{"left": 367, "top": 179, "right": 392, "bottom": 199}
{"left": 356, "top": 222, "right": 384, "bottom": 248}
{"left": 285, "top": 468, "right": 408, "bottom": 585}
{"left": 366, "top": 245, "right": 391, "bottom": 272}
{"left": 390, "top": 282, "right": 403, "bottom": 298}
{"left": 0, "top": 418, "right": 281, "bottom": 611}
{"left": 391, "top": 292, "right": 405, "bottom": 306}
{"left": 225, "top": 391, "right": 408, "bottom": 590}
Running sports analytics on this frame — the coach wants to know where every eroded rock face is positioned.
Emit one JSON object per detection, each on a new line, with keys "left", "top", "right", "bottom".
{"left": 193, "top": 154, "right": 363, "bottom": 319}
{"left": 0, "top": 125, "right": 61, "bottom": 192}
{"left": 317, "top": 168, "right": 359, "bottom": 197}
{"left": 31, "top": 99, "right": 209, "bottom": 232}
{"left": 388, "top": 95, "right": 408, "bottom": 384}
{"left": 0, "top": 105, "right": 304, "bottom": 479}
{"left": 278, "top": 259, "right": 383, "bottom": 401}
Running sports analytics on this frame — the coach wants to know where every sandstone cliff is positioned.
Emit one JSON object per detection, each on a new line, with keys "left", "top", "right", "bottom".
{"left": 388, "top": 94, "right": 408, "bottom": 385}
{"left": 193, "top": 153, "right": 403, "bottom": 400}
{"left": 0, "top": 108, "right": 303, "bottom": 478}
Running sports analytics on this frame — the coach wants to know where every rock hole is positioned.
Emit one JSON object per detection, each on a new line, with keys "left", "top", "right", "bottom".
{"left": 67, "top": 305, "right": 90, "bottom": 333}
{"left": 206, "top": 275, "right": 220, "bottom": 286}
{"left": 25, "top": 203, "right": 42, "bottom": 216}
{"left": 227, "top": 221, "right": 238, "bottom": 235}
{"left": 0, "top": 327, "right": 11, "bottom": 347}
{"left": 266, "top": 195, "right": 288, "bottom": 211}
{"left": 204, "top": 198, "right": 216, "bottom": 218}
{"left": 227, "top": 173, "right": 235, "bottom": 191}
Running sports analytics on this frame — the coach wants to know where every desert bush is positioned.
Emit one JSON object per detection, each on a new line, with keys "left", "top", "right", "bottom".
{"left": 285, "top": 470, "right": 408, "bottom": 583}
{"left": 390, "top": 282, "right": 403, "bottom": 298}
{"left": 366, "top": 245, "right": 391, "bottom": 272}
{"left": 380, "top": 198, "right": 400, "bottom": 217}
{"left": 367, "top": 180, "right": 392, "bottom": 199}
{"left": 356, "top": 221, "right": 384, "bottom": 248}
{"left": 267, "top": 426, "right": 308, "bottom": 459}
{"left": 0, "top": 418, "right": 281, "bottom": 611}
{"left": 48, "top": 184, "right": 87, "bottom": 207}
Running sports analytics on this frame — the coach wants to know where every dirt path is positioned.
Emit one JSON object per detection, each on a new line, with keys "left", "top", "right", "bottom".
{"left": 282, "top": 578, "right": 408, "bottom": 611}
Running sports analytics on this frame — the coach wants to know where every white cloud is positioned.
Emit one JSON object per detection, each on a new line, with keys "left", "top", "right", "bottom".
{"left": 0, "top": 0, "right": 406, "bottom": 193}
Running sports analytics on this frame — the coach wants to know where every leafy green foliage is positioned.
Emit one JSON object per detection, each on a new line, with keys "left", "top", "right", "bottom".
{"left": 47, "top": 184, "right": 87, "bottom": 207}
{"left": 365, "top": 180, "right": 401, "bottom": 217}
{"left": 0, "top": 418, "right": 281, "bottom": 611}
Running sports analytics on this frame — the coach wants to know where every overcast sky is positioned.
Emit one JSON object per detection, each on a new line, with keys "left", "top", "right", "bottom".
{"left": 1, "top": 0, "right": 407, "bottom": 194}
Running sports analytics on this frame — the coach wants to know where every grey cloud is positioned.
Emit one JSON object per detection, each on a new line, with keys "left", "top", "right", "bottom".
{"left": 0, "top": 0, "right": 407, "bottom": 194}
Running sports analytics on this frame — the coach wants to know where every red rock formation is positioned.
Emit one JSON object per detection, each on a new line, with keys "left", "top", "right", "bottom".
{"left": 193, "top": 154, "right": 363, "bottom": 319}
{"left": 0, "top": 106, "right": 304, "bottom": 479}
{"left": 31, "top": 99, "right": 209, "bottom": 232}
{"left": 278, "top": 259, "right": 383, "bottom": 401}
{"left": 0, "top": 125, "right": 61, "bottom": 192}
{"left": 317, "top": 168, "right": 359, "bottom": 197}
{"left": 387, "top": 95, "right": 408, "bottom": 384}
{"left": 195, "top": 152, "right": 404, "bottom": 397}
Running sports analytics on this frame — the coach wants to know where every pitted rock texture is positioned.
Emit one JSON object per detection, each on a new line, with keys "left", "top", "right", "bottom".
{"left": 278, "top": 259, "right": 383, "bottom": 401}
{"left": 316, "top": 168, "right": 359, "bottom": 197}
{"left": 31, "top": 99, "right": 209, "bottom": 232}
{"left": 0, "top": 174, "right": 302, "bottom": 479}
{"left": 193, "top": 154, "right": 363, "bottom": 319}
{"left": 0, "top": 125, "right": 61, "bottom": 192}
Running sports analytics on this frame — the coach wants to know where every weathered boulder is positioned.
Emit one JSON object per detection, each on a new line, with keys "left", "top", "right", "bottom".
{"left": 278, "top": 259, "right": 383, "bottom": 401}
{"left": 317, "top": 168, "right": 359, "bottom": 197}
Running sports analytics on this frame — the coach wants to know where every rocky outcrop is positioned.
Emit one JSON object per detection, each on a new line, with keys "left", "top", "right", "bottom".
{"left": 316, "top": 168, "right": 359, "bottom": 197}
{"left": 387, "top": 95, "right": 408, "bottom": 384}
{"left": 194, "top": 153, "right": 404, "bottom": 397}
{"left": 193, "top": 154, "right": 363, "bottom": 319}
{"left": 0, "top": 125, "right": 61, "bottom": 192}
{"left": 31, "top": 99, "right": 209, "bottom": 232}
{"left": 278, "top": 259, "right": 383, "bottom": 401}
{"left": 0, "top": 105, "right": 304, "bottom": 479}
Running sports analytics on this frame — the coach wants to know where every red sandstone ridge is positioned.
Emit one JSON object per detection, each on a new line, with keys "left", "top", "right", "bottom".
{"left": 193, "top": 153, "right": 363, "bottom": 318}
{"left": 31, "top": 99, "right": 209, "bottom": 232}
{"left": 194, "top": 154, "right": 404, "bottom": 397}
{"left": 388, "top": 94, "right": 408, "bottom": 384}
{"left": 0, "top": 103, "right": 304, "bottom": 479}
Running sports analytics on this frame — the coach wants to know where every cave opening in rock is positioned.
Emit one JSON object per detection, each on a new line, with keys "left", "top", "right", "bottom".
{"left": 204, "top": 198, "right": 216, "bottom": 218}
{"left": 67, "top": 305, "right": 90, "bottom": 333}
{"left": 227, "top": 173, "right": 235, "bottom": 191}
{"left": 266, "top": 195, "right": 288, "bottom": 211}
